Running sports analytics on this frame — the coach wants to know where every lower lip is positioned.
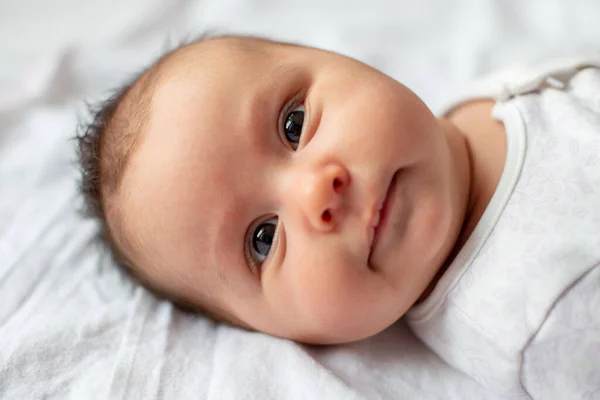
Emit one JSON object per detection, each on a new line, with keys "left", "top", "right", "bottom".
{"left": 370, "top": 172, "right": 399, "bottom": 258}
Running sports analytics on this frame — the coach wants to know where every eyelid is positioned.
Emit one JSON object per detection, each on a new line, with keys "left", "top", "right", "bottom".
{"left": 243, "top": 91, "right": 304, "bottom": 274}
{"left": 244, "top": 216, "right": 280, "bottom": 273}
{"left": 278, "top": 91, "right": 306, "bottom": 150}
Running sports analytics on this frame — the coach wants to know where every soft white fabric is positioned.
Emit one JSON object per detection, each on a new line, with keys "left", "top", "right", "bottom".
{"left": 2, "top": 1, "right": 600, "bottom": 399}
{"left": 407, "top": 63, "right": 600, "bottom": 398}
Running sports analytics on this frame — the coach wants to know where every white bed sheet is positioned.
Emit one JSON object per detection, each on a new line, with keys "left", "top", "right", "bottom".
{"left": 1, "top": 0, "right": 599, "bottom": 398}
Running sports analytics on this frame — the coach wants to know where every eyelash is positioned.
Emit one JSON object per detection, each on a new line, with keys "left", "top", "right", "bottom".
{"left": 278, "top": 92, "right": 305, "bottom": 149}
{"left": 244, "top": 92, "right": 306, "bottom": 271}
{"left": 245, "top": 216, "right": 279, "bottom": 272}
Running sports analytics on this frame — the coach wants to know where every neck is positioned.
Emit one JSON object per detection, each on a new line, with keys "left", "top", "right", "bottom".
{"left": 451, "top": 100, "right": 507, "bottom": 248}
{"left": 417, "top": 100, "right": 507, "bottom": 303}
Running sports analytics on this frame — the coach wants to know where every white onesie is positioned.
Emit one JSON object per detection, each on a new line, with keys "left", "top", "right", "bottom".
{"left": 406, "top": 57, "right": 600, "bottom": 399}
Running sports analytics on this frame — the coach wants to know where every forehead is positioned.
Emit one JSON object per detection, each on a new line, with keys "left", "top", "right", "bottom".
{"left": 119, "top": 38, "right": 307, "bottom": 303}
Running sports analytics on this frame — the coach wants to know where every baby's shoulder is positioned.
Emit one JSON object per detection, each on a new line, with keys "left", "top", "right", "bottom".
{"left": 446, "top": 99, "right": 504, "bottom": 145}
{"left": 447, "top": 99, "right": 496, "bottom": 128}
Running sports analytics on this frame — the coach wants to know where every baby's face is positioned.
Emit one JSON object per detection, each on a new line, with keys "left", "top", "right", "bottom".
{"left": 120, "top": 38, "right": 466, "bottom": 343}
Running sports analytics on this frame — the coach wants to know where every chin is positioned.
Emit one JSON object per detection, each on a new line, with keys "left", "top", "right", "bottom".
{"left": 292, "top": 312, "right": 399, "bottom": 345}
{"left": 293, "top": 328, "right": 379, "bottom": 345}
{"left": 414, "top": 195, "right": 455, "bottom": 261}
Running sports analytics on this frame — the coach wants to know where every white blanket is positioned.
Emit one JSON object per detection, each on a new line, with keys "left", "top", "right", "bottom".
{"left": 2, "top": 0, "right": 599, "bottom": 398}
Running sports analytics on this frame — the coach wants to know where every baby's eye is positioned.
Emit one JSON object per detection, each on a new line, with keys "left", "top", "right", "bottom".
{"left": 282, "top": 105, "right": 304, "bottom": 150}
{"left": 249, "top": 217, "right": 278, "bottom": 265}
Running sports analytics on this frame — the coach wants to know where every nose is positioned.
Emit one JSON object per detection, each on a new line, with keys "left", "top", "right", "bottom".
{"left": 292, "top": 161, "right": 350, "bottom": 232}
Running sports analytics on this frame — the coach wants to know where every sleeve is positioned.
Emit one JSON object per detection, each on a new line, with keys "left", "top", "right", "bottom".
{"left": 521, "top": 264, "right": 600, "bottom": 400}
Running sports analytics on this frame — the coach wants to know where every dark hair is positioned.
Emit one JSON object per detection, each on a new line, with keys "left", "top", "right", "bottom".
{"left": 75, "top": 40, "right": 212, "bottom": 315}
{"left": 75, "top": 34, "right": 291, "bottom": 323}
{"left": 77, "top": 80, "right": 133, "bottom": 261}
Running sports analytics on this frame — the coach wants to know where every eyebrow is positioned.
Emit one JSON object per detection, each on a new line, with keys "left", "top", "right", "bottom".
{"left": 268, "top": 63, "right": 294, "bottom": 85}
{"left": 247, "top": 62, "right": 308, "bottom": 149}
{"left": 253, "top": 62, "right": 301, "bottom": 110}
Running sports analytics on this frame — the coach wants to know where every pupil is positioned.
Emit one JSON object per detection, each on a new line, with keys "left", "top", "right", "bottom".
{"left": 253, "top": 223, "right": 276, "bottom": 256}
{"left": 285, "top": 110, "right": 304, "bottom": 144}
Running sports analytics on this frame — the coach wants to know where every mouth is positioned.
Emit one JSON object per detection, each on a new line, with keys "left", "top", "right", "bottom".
{"left": 368, "top": 171, "right": 399, "bottom": 263}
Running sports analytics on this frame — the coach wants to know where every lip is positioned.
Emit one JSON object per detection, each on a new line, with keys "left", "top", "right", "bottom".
{"left": 368, "top": 171, "right": 399, "bottom": 262}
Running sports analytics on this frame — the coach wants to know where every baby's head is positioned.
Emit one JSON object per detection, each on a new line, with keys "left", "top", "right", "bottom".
{"left": 78, "top": 35, "right": 470, "bottom": 344}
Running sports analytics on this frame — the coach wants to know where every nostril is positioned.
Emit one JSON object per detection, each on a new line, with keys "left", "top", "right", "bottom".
{"left": 333, "top": 178, "right": 342, "bottom": 190}
{"left": 321, "top": 209, "right": 332, "bottom": 222}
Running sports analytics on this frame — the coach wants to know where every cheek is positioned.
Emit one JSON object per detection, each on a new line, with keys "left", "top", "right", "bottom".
{"left": 280, "top": 246, "right": 360, "bottom": 310}
{"left": 273, "top": 247, "right": 399, "bottom": 341}
{"left": 367, "top": 86, "right": 437, "bottom": 161}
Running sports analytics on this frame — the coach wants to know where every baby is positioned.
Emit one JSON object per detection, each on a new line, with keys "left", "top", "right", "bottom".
{"left": 77, "top": 35, "right": 600, "bottom": 397}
